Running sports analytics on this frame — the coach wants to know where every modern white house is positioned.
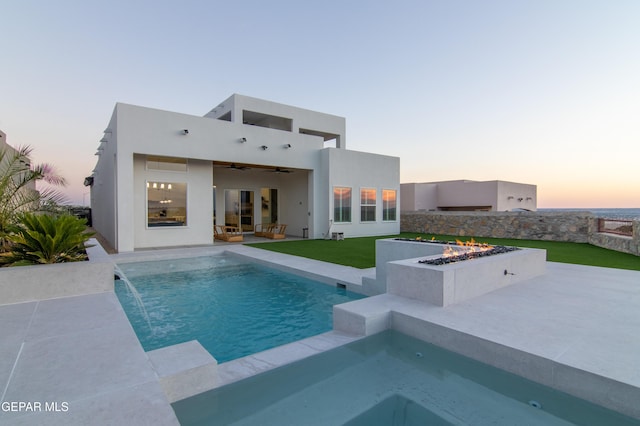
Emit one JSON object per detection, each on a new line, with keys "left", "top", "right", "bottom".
{"left": 401, "top": 180, "right": 537, "bottom": 212}
{"left": 88, "top": 94, "right": 400, "bottom": 252}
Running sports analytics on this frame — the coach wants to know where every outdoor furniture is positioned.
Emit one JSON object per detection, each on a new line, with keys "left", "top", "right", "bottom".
{"left": 264, "top": 224, "right": 287, "bottom": 239}
{"left": 254, "top": 223, "right": 276, "bottom": 237}
{"left": 214, "top": 225, "right": 244, "bottom": 242}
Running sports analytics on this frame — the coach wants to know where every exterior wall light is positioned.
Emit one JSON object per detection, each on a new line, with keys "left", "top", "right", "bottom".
{"left": 284, "top": 143, "right": 292, "bottom": 149}
{"left": 261, "top": 145, "right": 268, "bottom": 150}
{"left": 181, "top": 129, "right": 189, "bottom": 135}
{"left": 239, "top": 137, "right": 247, "bottom": 143}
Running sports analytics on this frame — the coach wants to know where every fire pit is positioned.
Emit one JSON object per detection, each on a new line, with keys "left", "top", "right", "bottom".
{"left": 419, "top": 245, "right": 519, "bottom": 265}
{"left": 409, "top": 238, "right": 521, "bottom": 265}
{"left": 376, "top": 238, "right": 546, "bottom": 307}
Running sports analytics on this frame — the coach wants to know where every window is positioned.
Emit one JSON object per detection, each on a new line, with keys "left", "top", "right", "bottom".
{"left": 360, "top": 188, "right": 376, "bottom": 222}
{"left": 146, "top": 155, "right": 187, "bottom": 172}
{"left": 333, "top": 187, "right": 351, "bottom": 223}
{"left": 383, "top": 189, "right": 397, "bottom": 221}
{"left": 147, "top": 181, "right": 187, "bottom": 227}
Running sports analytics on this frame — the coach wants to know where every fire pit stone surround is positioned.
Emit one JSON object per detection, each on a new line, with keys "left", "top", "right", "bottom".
{"left": 371, "top": 238, "right": 546, "bottom": 306}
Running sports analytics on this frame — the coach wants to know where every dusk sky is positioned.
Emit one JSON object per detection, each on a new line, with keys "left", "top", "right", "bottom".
{"left": 2, "top": 1, "right": 639, "bottom": 208}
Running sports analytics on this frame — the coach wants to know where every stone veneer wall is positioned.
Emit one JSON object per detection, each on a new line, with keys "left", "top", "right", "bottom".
{"left": 401, "top": 211, "right": 639, "bottom": 256}
{"left": 588, "top": 221, "right": 640, "bottom": 256}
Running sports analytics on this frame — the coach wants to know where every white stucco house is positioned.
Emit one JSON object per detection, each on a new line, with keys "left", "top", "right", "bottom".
{"left": 401, "top": 180, "right": 537, "bottom": 212}
{"left": 88, "top": 94, "right": 400, "bottom": 252}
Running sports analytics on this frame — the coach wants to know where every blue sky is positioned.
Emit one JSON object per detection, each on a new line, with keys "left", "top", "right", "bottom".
{"left": 2, "top": 1, "right": 639, "bottom": 207}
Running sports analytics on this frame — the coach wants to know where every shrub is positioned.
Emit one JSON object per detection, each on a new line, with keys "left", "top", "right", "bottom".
{"left": 0, "top": 213, "right": 94, "bottom": 266}
{"left": 0, "top": 145, "right": 67, "bottom": 248}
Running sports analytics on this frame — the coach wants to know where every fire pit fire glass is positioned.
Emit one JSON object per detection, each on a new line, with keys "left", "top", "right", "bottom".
{"left": 395, "top": 238, "right": 520, "bottom": 265}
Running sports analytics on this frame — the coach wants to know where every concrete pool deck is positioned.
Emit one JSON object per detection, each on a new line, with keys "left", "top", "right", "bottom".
{"left": 1, "top": 244, "right": 639, "bottom": 423}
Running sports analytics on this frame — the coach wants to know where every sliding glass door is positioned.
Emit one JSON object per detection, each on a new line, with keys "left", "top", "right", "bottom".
{"left": 260, "top": 188, "right": 278, "bottom": 225}
{"left": 224, "top": 190, "right": 254, "bottom": 232}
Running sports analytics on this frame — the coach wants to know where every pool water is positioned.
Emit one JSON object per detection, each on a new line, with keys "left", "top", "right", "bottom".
{"left": 115, "top": 255, "right": 364, "bottom": 362}
{"left": 172, "top": 330, "right": 640, "bottom": 426}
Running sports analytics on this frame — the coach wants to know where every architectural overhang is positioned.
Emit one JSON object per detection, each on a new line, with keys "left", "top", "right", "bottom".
{"left": 212, "top": 161, "right": 300, "bottom": 174}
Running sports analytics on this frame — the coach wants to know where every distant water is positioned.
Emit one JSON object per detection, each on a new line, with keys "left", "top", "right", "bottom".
{"left": 538, "top": 208, "right": 640, "bottom": 220}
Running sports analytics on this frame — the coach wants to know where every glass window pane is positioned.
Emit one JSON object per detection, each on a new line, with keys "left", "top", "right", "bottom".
{"left": 334, "top": 187, "right": 351, "bottom": 223}
{"left": 147, "top": 181, "right": 187, "bottom": 227}
{"left": 360, "top": 188, "right": 376, "bottom": 205}
{"left": 383, "top": 189, "right": 397, "bottom": 221}
{"left": 360, "top": 188, "right": 376, "bottom": 222}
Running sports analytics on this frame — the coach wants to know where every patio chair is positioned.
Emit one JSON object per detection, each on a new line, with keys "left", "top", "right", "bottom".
{"left": 254, "top": 223, "right": 276, "bottom": 237}
{"left": 264, "top": 224, "right": 287, "bottom": 239}
{"left": 214, "top": 225, "right": 244, "bottom": 242}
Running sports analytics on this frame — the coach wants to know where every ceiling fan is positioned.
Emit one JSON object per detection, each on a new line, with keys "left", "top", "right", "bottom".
{"left": 267, "top": 167, "right": 293, "bottom": 174}
{"left": 228, "top": 163, "right": 250, "bottom": 171}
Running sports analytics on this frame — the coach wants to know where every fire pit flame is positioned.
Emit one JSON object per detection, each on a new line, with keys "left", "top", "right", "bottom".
{"left": 419, "top": 239, "right": 519, "bottom": 265}
{"left": 441, "top": 238, "right": 494, "bottom": 259}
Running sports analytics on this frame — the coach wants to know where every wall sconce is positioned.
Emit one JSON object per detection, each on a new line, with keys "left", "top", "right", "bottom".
{"left": 239, "top": 137, "right": 247, "bottom": 143}
{"left": 284, "top": 143, "right": 292, "bottom": 149}
{"left": 526, "top": 197, "right": 533, "bottom": 201}
{"left": 261, "top": 145, "right": 269, "bottom": 150}
{"left": 507, "top": 196, "right": 514, "bottom": 200}
{"left": 518, "top": 197, "right": 524, "bottom": 202}
{"left": 181, "top": 129, "right": 189, "bottom": 135}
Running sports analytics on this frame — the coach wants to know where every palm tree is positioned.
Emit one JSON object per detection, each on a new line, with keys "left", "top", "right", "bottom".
{"left": 0, "top": 145, "right": 67, "bottom": 247}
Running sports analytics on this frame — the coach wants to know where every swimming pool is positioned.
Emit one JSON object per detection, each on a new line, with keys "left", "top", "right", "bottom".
{"left": 115, "top": 255, "right": 364, "bottom": 362}
{"left": 172, "top": 330, "right": 640, "bottom": 425}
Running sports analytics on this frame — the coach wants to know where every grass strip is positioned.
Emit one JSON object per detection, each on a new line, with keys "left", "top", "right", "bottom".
{"left": 247, "top": 233, "right": 640, "bottom": 271}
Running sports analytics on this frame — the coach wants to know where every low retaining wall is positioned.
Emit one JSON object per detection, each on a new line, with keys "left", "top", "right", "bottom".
{"left": 588, "top": 221, "right": 640, "bottom": 256}
{"left": 401, "top": 211, "right": 640, "bottom": 256}
{"left": 0, "top": 238, "right": 114, "bottom": 305}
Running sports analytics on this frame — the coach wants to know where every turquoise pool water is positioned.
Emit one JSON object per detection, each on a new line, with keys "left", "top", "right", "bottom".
{"left": 172, "top": 330, "right": 640, "bottom": 426}
{"left": 115, "top": 255, "right": 364, "bottom": 362}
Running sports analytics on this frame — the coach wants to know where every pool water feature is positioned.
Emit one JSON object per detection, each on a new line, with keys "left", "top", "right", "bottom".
{"left": 115, "top": 255, "right": 364, "bottom": 362}
{"left": 172, "top": 330, "right": 640, "bottom": 426}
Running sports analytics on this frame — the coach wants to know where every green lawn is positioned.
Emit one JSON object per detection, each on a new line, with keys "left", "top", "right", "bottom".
{"left": 247, "top": 233, "right": 640, "bottom": 271}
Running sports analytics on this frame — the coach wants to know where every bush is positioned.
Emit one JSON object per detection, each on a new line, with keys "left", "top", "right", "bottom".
{"left": 0, "top": 213, "right": 94, "bottom": 266}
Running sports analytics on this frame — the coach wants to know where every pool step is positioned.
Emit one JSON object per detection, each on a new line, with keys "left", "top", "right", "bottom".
{"left": 147, "top": 340, "right": 218, "bottom": 403}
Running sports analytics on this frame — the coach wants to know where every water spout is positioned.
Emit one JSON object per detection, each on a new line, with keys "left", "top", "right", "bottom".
{"left": 114, "top": 264, "right": 152, "bottom": 330}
